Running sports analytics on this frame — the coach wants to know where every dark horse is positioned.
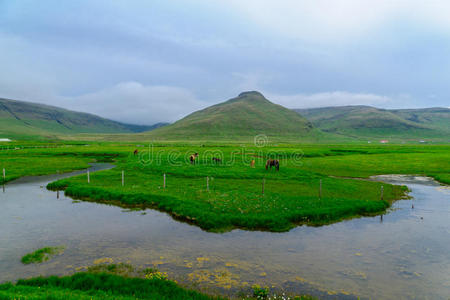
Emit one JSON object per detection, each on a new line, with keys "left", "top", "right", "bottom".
{"left": 265, "top": 159, "right": 279, "bottom": 171}
{"left": 212, "top": 157, "right": 222, "bottom": 163}
{"left": 190, "top": 153, "right": 199, "bottom": 164}
{"left": 133, "top": 149, "right": 139, "bottom": 156}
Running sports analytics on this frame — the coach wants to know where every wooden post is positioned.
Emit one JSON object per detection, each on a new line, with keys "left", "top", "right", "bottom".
{"left": 2, "top": 168, "right": 5, "bottom": 182}
{"left": 262, "top": 178, "right": 265, "bottom": 196}
{"left": 87, "top": 170, "right": 90, "bottom": 183}
{"left": 122, "top": 170, "right": 124, "bottom": 186}
{"left": 163, "top": 173, "right": 166, "bottom": 189}
{"left": 206, "top": 176, "right": 209, "bottom": 192}
{"left": 380, "top": 185, "right": 384, "bottom": 201}
{"left": 319, "top": 179, "right": 322, "bottom": 199}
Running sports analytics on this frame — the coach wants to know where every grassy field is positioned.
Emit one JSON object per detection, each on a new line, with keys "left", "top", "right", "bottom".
{"left": 3, "top": 142, "right": 448, "bottom": 232}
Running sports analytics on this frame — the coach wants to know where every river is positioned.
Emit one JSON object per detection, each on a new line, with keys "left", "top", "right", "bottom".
{"left": 0, "top": 165, "right": 449, "bottom": 299}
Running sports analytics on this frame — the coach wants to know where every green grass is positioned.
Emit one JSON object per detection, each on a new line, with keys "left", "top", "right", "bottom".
{"left": 299, "top": 152, "right": 450, "bottom": 182}
{"left": 0, "top": 272, "right": 223, "bottom": 300}
{"left": 21, "top": 246, "right": 66, "bottom": 264}
{"left": 0, "top": 144, "right": 122, "bottom": 183}
{"left": 45, "top": 144, "right": 420, "bottom": 232}
{"left": 430, "top": 173, "right": 450, "bottom": 185}
{"left": 2, "top": 142, "right": 448, "bottom": 232}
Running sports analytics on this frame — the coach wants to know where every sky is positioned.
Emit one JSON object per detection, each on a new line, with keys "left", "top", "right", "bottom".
{"left": 1, "top": 0, "right": 449, "bottom": 125}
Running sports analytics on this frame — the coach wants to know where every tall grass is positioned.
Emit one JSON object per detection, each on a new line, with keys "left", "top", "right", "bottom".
{"left": 0, "top": 272, "right": 223, "bottom": 300}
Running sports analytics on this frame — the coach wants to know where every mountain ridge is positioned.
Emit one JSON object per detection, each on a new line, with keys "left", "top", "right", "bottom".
{"left": 295, "top": 105, "right": 450, "bottom": 140}
{"left": 146, "top": 91, "right": 316, "bottom": 140}
{"left": 0, "top": 97, "right": 164, "bottom": 139}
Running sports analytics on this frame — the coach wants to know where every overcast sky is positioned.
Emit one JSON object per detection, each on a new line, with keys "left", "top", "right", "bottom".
{"left": 1, "top": 0, "right": 449, "bottom": 125}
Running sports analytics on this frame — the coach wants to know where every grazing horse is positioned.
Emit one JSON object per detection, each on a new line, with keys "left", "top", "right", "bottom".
{"left": 190, "top": 153, "right": 199, "bottom": 164}
{"left": 212, "top": 157, "right": 222, "bottom": 163}
{"left": 133, "top": 149, "right": 139, "bottom": 156}
{"left": 265, "top": 159, "right": 279, "bottom": 171}
{"left": 250, "top": 159, "right": 255, "bottom": 168}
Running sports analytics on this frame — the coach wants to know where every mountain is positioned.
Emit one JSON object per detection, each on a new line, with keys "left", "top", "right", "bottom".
{"left": 0, "top": 98, "right": 163, "bottom": 139}
{"left": 295, "top": 106, "right": 450, "bottom": 140}
{"left": 147, "top": 91, "right": 315, "bottom": 140}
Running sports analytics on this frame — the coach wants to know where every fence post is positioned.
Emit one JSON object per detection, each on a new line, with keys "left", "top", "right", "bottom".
{"left": 122, "top": 170, "right": 124, "bottom": 186}
{"left": 2, "top": 168, "right": 4, "bottom": 193}
{"left": 380, "top": 185, "right": 384, "bottom": 201}
{"left": 319, "top": 179, "right": 322, "bottom": 199}
{"left": 87, "top": 170, "right": 90, "bottom": 183}
{"left": 262, "top": 178, "right": 265, "bottom": 196}
{"left": 163, "top": 173, "right": 166, "bottom": 189}
{"left": 206, "top": 176, "right": 209, "bottom": 192}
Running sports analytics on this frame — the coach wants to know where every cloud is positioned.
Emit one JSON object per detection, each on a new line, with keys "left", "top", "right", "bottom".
{"left": 226, "top": 0, "right": 450, "bottom": 41}
{"left": 59, "top": 82, "right": 207, "bottom": 124}
{"left": 266, "top": 91, "right": 392, "bottom": 108}
{"left": 1, "top": 81, "right": 206, "bottom": 125}
{"left": 1, "top": 1, "right": 449, "bottom": 115}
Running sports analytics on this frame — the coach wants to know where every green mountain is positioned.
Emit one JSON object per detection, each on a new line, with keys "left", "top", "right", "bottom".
{"left": 295, "top": 106, "right": 450, "bottom": 140}
{"left": 147, "top": 91, "right": 316, "bottom": 141}
{"left": 0, "top": 98, "right": 163, "bottom": 139}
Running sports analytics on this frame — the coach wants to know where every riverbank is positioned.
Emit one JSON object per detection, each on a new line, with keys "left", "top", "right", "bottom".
{"left": 2, "top": 167, "right": 449, "bottom": 299}
{"left": 3, "top": 143, "right": 448, "bottom": 231}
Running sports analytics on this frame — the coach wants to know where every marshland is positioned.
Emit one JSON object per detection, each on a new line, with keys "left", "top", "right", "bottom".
{"left": 2, "top": 1, "right": 450, "bottom": 299}
{"left": 1, "top": 142, "right": 449, "bottom": 299}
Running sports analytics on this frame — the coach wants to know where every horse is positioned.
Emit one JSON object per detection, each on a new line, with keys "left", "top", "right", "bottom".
{"left": 133, "top": 149, "right": 139, "bottom": 156}
{"left": 190, "top": 153, "right": 199, "bottom": 164}
{"left": 212, "top": 157, "right": 222, "bottom": 163}
{"left": 265, "top": 159, "right": 279, "bottom": 171}
{"left": 250, "top": 159, "right": 255, "bottom": 168}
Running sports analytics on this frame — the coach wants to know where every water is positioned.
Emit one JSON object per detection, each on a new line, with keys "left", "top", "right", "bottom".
{"left": 0, "top": 166, "right": 449, "bottom": 299}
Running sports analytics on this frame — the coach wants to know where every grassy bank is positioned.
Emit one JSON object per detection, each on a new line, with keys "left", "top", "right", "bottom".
{"left": 0, "top": 272, "right": 222, "bottom": 300}
{"left": 3, "top": 142, "right": 448, "bottom": 231}
{"left": 45, "top": 143, "right": 418, "bottom": 232}
{"left": 0, "top": 268, "right": 315, "bottom": 300}
{"left": 48, "top": 172, "right": 404, "bottom": 232}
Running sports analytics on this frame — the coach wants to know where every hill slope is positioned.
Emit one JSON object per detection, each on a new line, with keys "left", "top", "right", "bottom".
{"left": 0, "top": 98, "right": 162, "bottom": 139}
{"left": 295, "top": 106, "right": 450, "bottom": 140}
{"left": 147, "top": 91, "right": 315, "bottom": 140}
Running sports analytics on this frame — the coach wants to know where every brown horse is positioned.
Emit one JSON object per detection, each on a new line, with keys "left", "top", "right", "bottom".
{"left": 265, "top": 159, "right": 279, "bottom": 171}
{"left": 133, "top": 149, "right": 138, "bottom": 156}
{"left": 190, "top": 153, "right": 199, "bottom": 164}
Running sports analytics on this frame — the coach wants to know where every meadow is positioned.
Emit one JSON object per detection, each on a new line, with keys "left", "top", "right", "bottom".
{"left": 2, "top": 142, "right": 448, "bottom": 232}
